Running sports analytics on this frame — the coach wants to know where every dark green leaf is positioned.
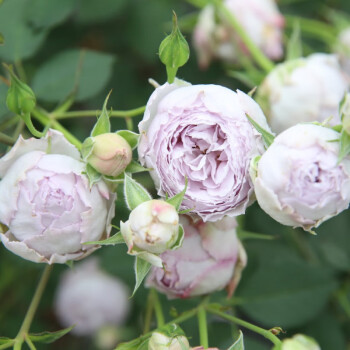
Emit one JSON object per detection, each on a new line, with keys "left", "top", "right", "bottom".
{"left": 32, "top": 49, "right": 115, "bottom": 103}
{"left": 28, "top": 326, "right": 75, "bottom": 344}
{"left": 132, "top": 257, "right": 152, "bottom": 297}
{"left": 84, "top": 232, "right": 124, "bottom": 246}
{"left": 124, "top": 174, "right": 152, "bottom": 210}
{"left": 91, "top": 92, "right": 111, "bottom": 137}
{"left": 116, "top": 130, "right": 139, "bottom": 149}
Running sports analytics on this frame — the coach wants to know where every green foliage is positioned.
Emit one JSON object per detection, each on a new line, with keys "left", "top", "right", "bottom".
{"left": 228, "top": 331, "right": 244, "bottom": 350}
{"left": 124, "top": 174, "right": 152, "bottom": 210}
{"left": 28, "top": 326, "right": 75, "bottom": 344}
{"left": 116, "top": 130, "right": 140, "bottom": 149}
{"left": 85, "top": 232, "right": 124, "bottom": 246}
{"left": 32, "top": 49, "right": 115, "bottom": 102}
{"left": 132, "top": 257, "right": 152, "bottom": 297}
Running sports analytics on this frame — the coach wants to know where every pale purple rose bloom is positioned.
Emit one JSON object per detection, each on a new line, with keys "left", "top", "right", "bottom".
{"left": 257, "top": 54, "right": 349, "bottom": 134}
{"left": 146, "top": 215, "right": 247, "bottom": 299}
{"left": 193, "top": 0, "right": 284, "bottom": 68}
{"left": 0, "top": 130, "right": 115, "bottom": 264}
{"left": 54, "top": 258, "right": 130, "bottom": 336}
{"left": 253, "top": 124, "right": 350, "bottom": 230}
{"left": 138, "top": 80, "right": 270, "bottom": 222}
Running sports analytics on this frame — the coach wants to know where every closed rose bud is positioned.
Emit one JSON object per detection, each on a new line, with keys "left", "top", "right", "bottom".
{"left": 252, "top": 124, "right": 350, "bottom": 230}
{"left": 54, "top": 258, "right": 130, "bottom": 336}
{"left": 0, "top": 130, "right": 115, "bottom": 264}
{"left": 121, "top": 200, "right": 179, "bottom": 255}
{"left": 148, "top": 332, "right": 190, "bottom": 350}
{"left": 85, "top": 133, "right": 132, "bottom": 177}
{"left": 257, "top": 54, "right": 349, "bottom": 133}
{"left": 273, "top": 334, "right": 320, "bottom": 350}
{"left": 146, "top": 215, "right": 247, "bottom": 298}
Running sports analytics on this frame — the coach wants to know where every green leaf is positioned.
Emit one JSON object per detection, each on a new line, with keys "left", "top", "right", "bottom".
{"left": 228, "top": 331, "right": 244, "bottom": 350}
{"left": 286, "top": 20, "right": 302, "bottom": 61}
{"left": 124, "top": 174, "right": 152, "bottom": 210}
{"left": 25, "top": 0, "right": 76, "bottom": 29}
{"left": 159, "top": 12, "right": 190, "bottom": 83}
{"left": 84, "top": 163, "right": 102, "bottom": 187}
{"left": 124, "top": 160, "right": 149, "bottom": 174}
{"left": 32, "top": 49, "right": 115, "bottom": 103}
{"left": 84, "top": 231, "right": 124, "bottom": 246}
{"left": 246, "top": 114, "right": 275, "bottom": 148}
{"left": 171, "top": 225, "right": 184, "bottom": 250}
{"left": 132, "top": 257, "right": 152, "bottom": 297}
{"left": 0, "top": 0, "right": 47, "bottom": 61}
{"left": 166, "top": 179, "right": 188, "bottom": 211}
{"left": 338, "top": 129, "right": 350, "bottom": 162}
{"left": 91, "top": 92, "right": 112, "bottom": 137}
{"left": 28, "top": 326, "right": 75, "bottom": 344}
{"left": 117, "top": 130, "right": 140, "bottom": 149}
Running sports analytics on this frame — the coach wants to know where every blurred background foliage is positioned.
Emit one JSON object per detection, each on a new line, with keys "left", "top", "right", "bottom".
{"left": 0, "top": 0, "right": 350, "bottom": 349}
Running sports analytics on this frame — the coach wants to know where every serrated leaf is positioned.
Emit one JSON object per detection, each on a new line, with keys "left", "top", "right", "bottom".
{"left": 124, "top": 174, "right": 152, "bottom": 210}
{"left": 117, "top": 130, "right": 139, "bottom": 149}
{"left": 246, "top": 114, "right": 274, "bottom": 148}
{"left": 132, "top": 257, "right": 152, "bottom": 297}
{"left": 171, "top": 225, "right": 184, "bottom": 250}
{"left": 84, "top": 232, "right": 124, "bottom": 246}
{"left": 228, "top": 331, "right": 244, "bottom": 350}
{"left": 286, "top": 20, "right": 302, "bottom": 61}
{"left": 166, "top": 179, "right": 187, "bottom": 211}
{"left": 28, "top": 326, "right": 75, "bottom": 344}
{"left": 125, "top": 160, "right": 149, "bottom": 174}
{"left": 338, "top": 129, "right": 350, "bottom": 162}
{"left": 91, "top": 92, "right": 112, "bottom": 137}
{"left": 84, "top": 163, "right": 102, "bottom": 187}
{"left": 81, "top": 137, "right": 94, "bottom": 160}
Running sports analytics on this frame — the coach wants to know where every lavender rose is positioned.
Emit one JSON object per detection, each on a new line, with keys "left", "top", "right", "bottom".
{"left": 257, "top": 54, "right": 349, "bottom": 133}
{"left": 146, "top": 215, "right": 246, "bottom": 298}
{"left": 252, "top": 124, "right": 350, "bottom": 230}
{"left": 193, "top": 0, "right": 284, "bottom": 68}
{"left": 138, "top": 80, "right": 270, "bottom": 222}
{"left": 0, "top": 130, "right": 115, "bottom": 264}
{"left": 54, "top": 258, "right": 130, "bottom": 336}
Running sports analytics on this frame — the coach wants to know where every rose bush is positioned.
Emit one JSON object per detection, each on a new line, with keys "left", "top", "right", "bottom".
{"left": 138, "top": 80, "right": 270, "bottom": 222}
{"left": 0, "top": 130, "right": 115, "bottom": 264}
{"left": 252, "top": 124, "right": 350, "bottom": 230}
{"left": 257, "top": 54, "right": 349, "bottom": 133}
{"left": 54, "top": 258, "right": 130, "bottom": 335}
{"left": 193, "top": 0, "right": 284, "bottom": 68}
{"left": 146, "top": 215, "right": 246, "bottom": 298}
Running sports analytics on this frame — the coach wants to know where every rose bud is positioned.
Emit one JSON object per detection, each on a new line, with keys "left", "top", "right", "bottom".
{"left": 85, "top": 133, "right": 132, "bottom": 177}
{"left": 121, "top": 200, "right": 179, "bottom": 257}
{"left": 273, "top": 334, "right": 320, "bottom": 350}
{"left": 138, "top": 80, "right": 270, "bottom": 222}
{"left": 335, "top": 27, "right": 350, "bottom": 78}
{"left": 54, "top": 258, "right": 130, "bottom": 336}
{"left": 193, "top": 0, "right": 284, "bottom": 68}
{"left": 257, "top": 53, "right": 349, "bottom": 134}
{"left": 252, "top": 124, "right": 350, "bottom": 231}
{"left": 146, "top": 216, "right": 247, "bottom": 298}
{"left": 0, "top": 130, "right": 115, "bottom": 264}
{"left": 148, "top": 332, "right": 190, "bottom": 350}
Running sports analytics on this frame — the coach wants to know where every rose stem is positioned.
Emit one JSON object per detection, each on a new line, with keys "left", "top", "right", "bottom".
{"left": 152, "top": 288, "right": 165, "bottom": 328}
{"left": 206, "top": 306, "right": 282, "bottom": 346}
{"left": 213, "top": 0, "right": 275, "bottom": 73}
{"left": 14, "top": 265, "right": 53, "bottom": 350}
{"left": 31, "top": 107, "right": 83, "bottom": 150}
{"left": 198, "top": 307, "right": 209, "bottom": 348}
{"left": 52, "top": 105, "right": 146, "bottom": 120}
{"left": 143, "top": 290, "right": 155, "bottom": 334}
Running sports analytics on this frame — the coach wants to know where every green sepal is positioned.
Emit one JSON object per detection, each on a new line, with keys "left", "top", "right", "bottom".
{"left": 338, "top": 129, "right": 350, "bottom": 162}
{"left": 246, "top": 114, "right": 274, "bottom": 148}
{"left": 84, "top": 231, "right": 124, "bottom": 246}
{"left": 159, "top": 12, "right": 190, "bottom": 84}
{"left": 28, "top": 326, "right": 75, "bottom": 344}
{"left": 116, "top": 130, "right": 140, "bottom": 149}
{"left": 91, "top": 91, "right": 111, "bottom": 137}
{"left": 81, "top": 136, "right": 94, "bottom": 160}
{"left": 124, "top": 174, "right": 152, "bottom": 210}
{"left": 228, "top": 330, "right": 244, "bottom": 350}
{"left": 65, "top": 260, "right": 74, "bottom": 269}
{"left": 171, "top": 225, "right": 184, "bottom": 250}
{"left": 166, "top": 178, "right": 188, "bottom": 211}
{"left": 249, "top": 155, "right": 261, "bottom": 183}
{"left": 124, "top": 160, "right": 150, "bottom": 174}
{"left": 131, "top": 257, "right": 152, "bottom": 297}
{"left": 84, "top": 163, "right": 102, "bottom": 188}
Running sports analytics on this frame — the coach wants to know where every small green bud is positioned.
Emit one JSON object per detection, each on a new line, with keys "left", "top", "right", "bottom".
{"left": 273, "top": 334, "right": 320, "bottom": 350}
{"left": 159, "top": 12, "right": 190, "bottom": 84}
{"left": 4, "top": 64, "right": 36, "bottom": 115}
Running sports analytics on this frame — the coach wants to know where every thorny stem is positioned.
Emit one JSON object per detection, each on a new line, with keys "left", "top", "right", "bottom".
{"left": 13, "top": 265, "right": 53, "bottom": 350}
